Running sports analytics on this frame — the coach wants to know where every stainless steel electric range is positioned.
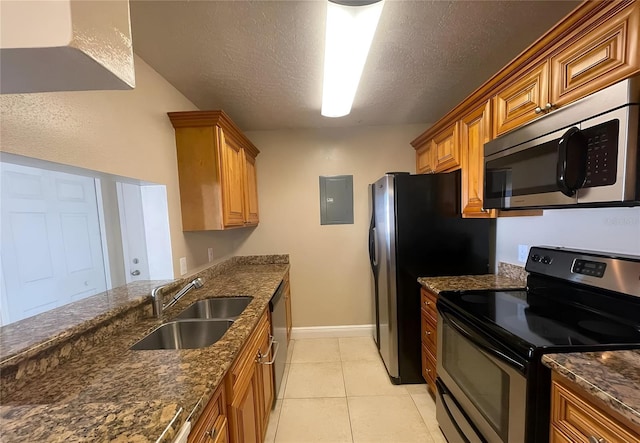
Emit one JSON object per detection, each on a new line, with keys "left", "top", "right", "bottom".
{"left": 435, "top": 246, "right": 640, "bottom": 443}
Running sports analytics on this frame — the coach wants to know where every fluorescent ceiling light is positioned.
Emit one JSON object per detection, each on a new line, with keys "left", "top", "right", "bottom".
{"left": 321, "top": 0, "right": 384, "bottom": 118}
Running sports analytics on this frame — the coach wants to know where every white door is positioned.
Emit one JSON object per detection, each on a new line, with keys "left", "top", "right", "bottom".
{"left": 0, "top": 163, "right": 107, "bottom": 324}
{"left": 116, "top": 182, "right": 150, "bottom": 283}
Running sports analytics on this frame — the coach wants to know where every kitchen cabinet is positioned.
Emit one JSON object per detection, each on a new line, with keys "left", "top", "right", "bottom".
{"left": 283, "top": 271, "right": 292, "bottom": 343}
{"left": 493, "top": 61, "right": 549, "bottom": 137}
{"left": 168, "top": 110, "right": 260, "bottom": 231}
{"left": 415, "top": 123, "right": 460, "bottom": 174}
{"left": 460, "top": 101, "right": 495, "bottom": 218}
{"left": 550, "top": 373, "right": 640, "bottom": 442}
{"left": 411, "top": 0, "right": 639, "bottom": 213}
{"left": 188, "top": 383, "right": 228, "bottom": 443}
{"left": 226, "top": 310, "right": 273, "bottom": 443}
{"left": 420, "top": 287, "right": 439, "bottom": 396}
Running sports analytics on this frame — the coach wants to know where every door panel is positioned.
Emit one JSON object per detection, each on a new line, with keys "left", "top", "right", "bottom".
{"left": 1, "top": 163, "right": 107, "bottom": 324}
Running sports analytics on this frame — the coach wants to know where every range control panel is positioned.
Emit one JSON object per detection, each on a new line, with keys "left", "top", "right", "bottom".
{"left": 571, "top": 259, "right": 606, "bottom": 278}
{"left": 525, "top": 246, "right": 640, "bottom": 297}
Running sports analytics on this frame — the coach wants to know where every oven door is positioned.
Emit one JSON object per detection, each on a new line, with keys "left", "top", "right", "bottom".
{"left": 484, "top": 126, "right": 578, "bottom": 209}
{"left": 436, "top": 306, "right": 528, "bottom": 443}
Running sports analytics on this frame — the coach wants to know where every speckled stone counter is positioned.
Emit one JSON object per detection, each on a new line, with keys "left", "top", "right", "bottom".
{"left": 0, "top": 257, "right": 289, "bottom": 442}
{"left": 418, "top": 274, "right": 525, "bottom": 294}
{"left": 542, "top": 350, "right": 640, "bottom": 429}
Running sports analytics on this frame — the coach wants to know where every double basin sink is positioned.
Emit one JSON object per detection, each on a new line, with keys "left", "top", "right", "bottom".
{"left": 131, "top": 297, "right": 252, "bottom": 350}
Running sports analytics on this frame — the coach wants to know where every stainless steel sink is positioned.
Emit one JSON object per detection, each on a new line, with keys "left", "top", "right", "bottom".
{"left": 173, "top": 296, "right": 252, "bottom": 320}
{"left": 130, "top": 319, "right": 234, "bottom": 350}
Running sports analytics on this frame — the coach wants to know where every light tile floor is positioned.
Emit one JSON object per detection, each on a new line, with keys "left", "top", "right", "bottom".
{"left": 264, "top": 337, "right": 447, "bottom": 443}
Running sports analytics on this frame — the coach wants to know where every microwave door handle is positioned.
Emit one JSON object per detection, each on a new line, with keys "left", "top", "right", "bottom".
{"left": 442, "top": 311, "right": 527, "bottom": 373}
{"left": 557, "top": 126, "right": 588, "bottom": 197}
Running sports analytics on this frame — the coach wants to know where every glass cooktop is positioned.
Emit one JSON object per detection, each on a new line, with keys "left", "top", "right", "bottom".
{"left": 439, "top": 289, "right": 640, "bottom": 354}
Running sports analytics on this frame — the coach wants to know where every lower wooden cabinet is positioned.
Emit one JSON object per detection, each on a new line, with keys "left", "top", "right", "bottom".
{"left": 420, "top": 287, "right": 439, "bottom": 395}
{"left": 550, "top": 373, "right": 640, "bottom": 443}
{"left": 188, "top": 383, "right": 228, "bottom": 443}
{"left": 226, "top": 310, "right": 274, "bottom": 443}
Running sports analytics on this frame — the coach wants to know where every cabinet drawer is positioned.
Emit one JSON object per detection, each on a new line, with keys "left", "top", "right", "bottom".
{"left": 420, "top": 288, "right": 438, "bottom": 324}
{"left": 421, "top": 312, "right": 437, "bottom": 350}
{"left": 551, "top": 379, "right": 640, "bottom": 443}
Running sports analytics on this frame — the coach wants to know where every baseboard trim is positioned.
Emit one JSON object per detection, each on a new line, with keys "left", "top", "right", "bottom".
{"left": 290, "top": 324, "right": 375, "bottom": 340}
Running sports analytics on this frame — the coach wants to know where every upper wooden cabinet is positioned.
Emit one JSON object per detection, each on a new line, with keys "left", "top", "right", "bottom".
{"left": 168, "top": 111, "right": 260, "bottom": 231}
{"left": 493, "top": 61, "right": 549, "bottom": 136}
{"left": 460, "top": 101, "right": 495, "bottom": 218}
{"left": 412, "top": 0, "right": 640, "bottom": 214}
{"left": 550, "top": 1, "right": 640, "bottom": 108}
{"left": 415, "top": 123, "right": 461, "bottom": 174}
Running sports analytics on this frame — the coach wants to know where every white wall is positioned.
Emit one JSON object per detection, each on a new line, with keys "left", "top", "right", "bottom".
{"left": 237, "top": 124, "right": 427, "bottom": 327}
{"left": 496, "top": 207, "right": 640, "bottom": 265}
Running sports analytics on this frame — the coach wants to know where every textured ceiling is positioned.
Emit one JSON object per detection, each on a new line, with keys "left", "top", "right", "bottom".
{"left": 130, "top": 0, "right": 581, "bottom": 131}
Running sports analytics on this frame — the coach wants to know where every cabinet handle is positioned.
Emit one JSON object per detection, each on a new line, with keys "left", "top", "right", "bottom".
{"left": 426, "top": 368, "right": 432, "bottom": 373}
{"left": 588, "top": 437, "right": 604, "bottom": 443}
{"left": 534, "top": 106, "right": 543, "bottom": 114}
{"left": 544, "top": 102, "right": 553, "bottom": 111}
{"left": 424, "top": 300, "right": 430, "bottom": 307}
{"left": 206, "top": 427, "right": 217, "bottom": 439}
{"left": 425, "top": 331, "right": 431, "bottom": 336}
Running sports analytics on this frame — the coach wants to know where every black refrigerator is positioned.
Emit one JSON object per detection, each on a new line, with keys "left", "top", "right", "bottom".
{"left": 369, "top": 171, "right": 490, "bottom": 384}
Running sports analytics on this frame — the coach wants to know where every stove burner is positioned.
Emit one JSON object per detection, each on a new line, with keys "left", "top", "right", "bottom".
{"left": 577, "top": 320, "right": 637, "bottom": 338}
{"left": 460, "top": 294, "right": 488, "bottom": 304}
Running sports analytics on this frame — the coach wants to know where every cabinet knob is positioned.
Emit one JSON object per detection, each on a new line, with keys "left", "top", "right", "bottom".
{"left": 425, "top": 331, "right": 431, "bottom": 336}
{"left": 545, "top": 102, "right": 553, "bottom": 111}
{"left": 426, "top": 368, "right": 431, "bottom": 373}
{"left": 424, "top": 301, "right": 430, "bottom": 306}
{"left": 588, "top": 437, "right": 604, "bottom": 443}
{"left": 534, "top": 106, "right": 543, "bottom": 114}
{"left": 206, "top": 427, "right": 217, "bottom": 439}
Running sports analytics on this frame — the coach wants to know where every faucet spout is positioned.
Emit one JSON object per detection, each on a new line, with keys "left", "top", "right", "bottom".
{"left": 164, "top": 277, "right": 205, "bottom": 312}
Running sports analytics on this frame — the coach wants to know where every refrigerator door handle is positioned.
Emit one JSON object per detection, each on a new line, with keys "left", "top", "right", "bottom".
{"left": 371, "top": 227, "right": 378, "bottom": 267}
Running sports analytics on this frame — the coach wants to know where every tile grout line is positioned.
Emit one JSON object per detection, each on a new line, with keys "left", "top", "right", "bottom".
{"left": 408, "top": 392, "right": 438, "bottom": 443}
{"left": 339, "top": 339, "right": 356, "bottom": 443}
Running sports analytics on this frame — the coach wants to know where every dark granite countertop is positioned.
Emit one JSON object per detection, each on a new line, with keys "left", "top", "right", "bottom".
{"left": 418, "top": 274, "right": 525, "bottom": 294}
{"left": 542, "top": 350, "right": 640, "bottom": 430}
{"left": 0, "top": 259, "right": 289, "bottom": 442}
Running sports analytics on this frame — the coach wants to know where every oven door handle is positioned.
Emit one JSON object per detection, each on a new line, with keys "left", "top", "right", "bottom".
{"left": 442, "top": 311, "right": 527, "bottom": 374}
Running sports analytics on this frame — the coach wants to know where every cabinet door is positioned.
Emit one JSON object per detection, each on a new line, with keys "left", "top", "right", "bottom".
{"left": 257, "top": 324, "right": 275, "bottom": 435}
{"left": 460, "top": 101, "right": 495, "bottom": 218}
{"left": 229, "top": 364, "right": 261, "bottom": 443}
{"left": 218, "top": 128, "right": 246, "bottom": 228}
{"left": 416, "top": 143, "right": 435, "bottom": 174}
{"left": 494, "top": 61, "right": 549, "bottom": 136}
{"left": 242, "top": 150, "right": 259, "bottom": 226}
{"left": 432, "top": 123, "right": 460, "bottom": 172}
{"left": 550, "top": 1, "right": 640, "bottom": 108}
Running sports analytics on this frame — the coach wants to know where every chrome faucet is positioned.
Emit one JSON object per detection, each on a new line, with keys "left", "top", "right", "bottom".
{"left": 151, "top": 277, "right": 205, "bottom": 318}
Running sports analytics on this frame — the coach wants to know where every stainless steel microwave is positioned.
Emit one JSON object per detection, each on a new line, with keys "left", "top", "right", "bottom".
{"left": 484, "top": 76, "right": 639, "bottom": 210}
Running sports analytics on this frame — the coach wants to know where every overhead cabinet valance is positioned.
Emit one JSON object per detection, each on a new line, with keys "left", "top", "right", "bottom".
{"left": 168, "top": 110, "right": 260, "bottom": 231}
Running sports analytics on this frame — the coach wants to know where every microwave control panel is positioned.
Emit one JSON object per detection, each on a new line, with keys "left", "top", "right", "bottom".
{"left": 583, "top": 119, "right": 619, "bottom": 188}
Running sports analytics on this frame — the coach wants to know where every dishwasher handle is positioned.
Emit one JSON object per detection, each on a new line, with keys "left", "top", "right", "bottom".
{"left": 258, "top": 339, "right": 280, "bottom": 365}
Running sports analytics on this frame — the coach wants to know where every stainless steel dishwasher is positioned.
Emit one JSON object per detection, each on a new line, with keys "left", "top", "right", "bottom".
{"left": 269, "top": 281, "right": 288, "bottom": 405}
